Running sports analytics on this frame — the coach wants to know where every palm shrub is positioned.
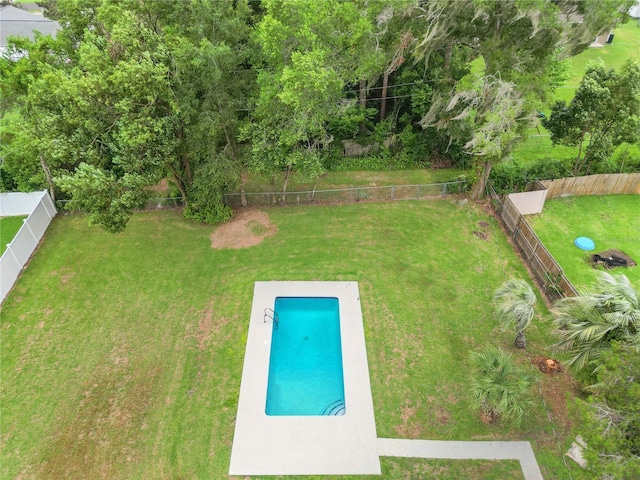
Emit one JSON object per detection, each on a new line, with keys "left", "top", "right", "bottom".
{"left": 493, "top": 278, "right": 536, "bottom": 349}
{"left": 552, "top": 272, "right": 640, "bottom": 377}
{"left": 469, "top": 346, "right": 536, "bottom": 426}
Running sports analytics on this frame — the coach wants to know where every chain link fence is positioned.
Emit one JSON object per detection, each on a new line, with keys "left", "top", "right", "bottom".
{"left": 52, "top": 181, "right": 468, "bottom": 214}
{"left": 224, "top": 181, "right": 468, "bottom": 208}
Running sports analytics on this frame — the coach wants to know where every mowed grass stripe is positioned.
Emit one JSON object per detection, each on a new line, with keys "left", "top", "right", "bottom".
{"left": 2, "top": 203, "right": 576, "bottom": 479}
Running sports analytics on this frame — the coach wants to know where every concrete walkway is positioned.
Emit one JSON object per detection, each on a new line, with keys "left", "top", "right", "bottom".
{"left": 378, "top": 438, "right": 544, "bottom": 480}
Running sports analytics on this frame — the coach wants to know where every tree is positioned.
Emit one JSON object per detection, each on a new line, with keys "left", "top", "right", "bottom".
{"left": 56, "top": 163, "right": 148, "bottom": 233}
{"left": 469, "top": 346, "right": 536, "bottom": 426}
{"left": 245, "top": 0, "right": 388, "bottom": 196}
{"left": 559, "top": 0, "right": 638, "bottom": 56}
{"left": 413, "top": 0, "right": 634, "bottom": 197}
{"left": 573, "top": 342, "right": 640, "bottom": 479}
{"left": 552, "top": 272, "right": 640, "bottom": 377}
{"left": 1, "top": 0, "right": 253, "bottom": 232}
{"left": 493, "top": 278, "right": 536, "bottom": 349}
{"left": 543, "top": 59, "right": 640, "bottom": 176}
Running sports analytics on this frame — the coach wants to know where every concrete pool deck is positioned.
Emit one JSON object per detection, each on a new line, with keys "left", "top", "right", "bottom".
{"left": 378, "top": 438, "right": 544, "bottom": 480}
{"left": 229, "top": 281, "right": 381, "bottom": 475}
{"left": 229, "top": 281, "right": 544, "bottom": 478}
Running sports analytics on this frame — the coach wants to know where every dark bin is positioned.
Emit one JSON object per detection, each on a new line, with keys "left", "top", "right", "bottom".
{"left": 606, "top": 34, "right": 614, "bottom": 44}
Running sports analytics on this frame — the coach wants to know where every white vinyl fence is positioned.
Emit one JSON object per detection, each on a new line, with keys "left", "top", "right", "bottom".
{"left": 1, "top": 191, "right": 57, "bottom": 303}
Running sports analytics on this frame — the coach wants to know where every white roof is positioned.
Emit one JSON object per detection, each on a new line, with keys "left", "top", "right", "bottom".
{"left": 0, "top": 5, "right": 60, "bottom": 48}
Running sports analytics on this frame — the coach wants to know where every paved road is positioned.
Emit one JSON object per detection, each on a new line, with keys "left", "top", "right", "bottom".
{"left": 378, "top": 438, "right": 544, "bottom": 480}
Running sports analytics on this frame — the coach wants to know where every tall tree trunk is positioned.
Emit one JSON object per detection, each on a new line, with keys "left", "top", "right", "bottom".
{"left": 359, "top": 78, "right": 367, "bottom": 134}
{"left": 217, "top": 101, "right": 246, "bottom": 207}
{"left": 379, "top": 72, "right": 389, "bottom": 122}
{"left": 181, "top": 151, "right": 192, "bottom": 185}
{"left": 177, "top": 126, "right": 192, "bottom": 185}
{"left": 168, "top": 164, "right": 189, "bottom": 206}
{"left": 281, "top": 164, "right": 291, "bottom": 204}
{"left": 514, "top": 330, "right": 527, "bottom": 349}
{"left": 39, "top": 154, "right": 56, "bottom": 202}
{"left": 471, "top": 160, "right": 492, "bottom": 199}
{"left": 573, "top": 132, "right": 587, "bottom": 176}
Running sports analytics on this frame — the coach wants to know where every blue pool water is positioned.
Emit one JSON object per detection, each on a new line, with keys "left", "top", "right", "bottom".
{"left": 265, "top": 297, "right": 346, "bottom": 416}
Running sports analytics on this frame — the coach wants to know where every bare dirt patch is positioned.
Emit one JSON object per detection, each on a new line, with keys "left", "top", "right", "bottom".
{"left": 529, "top": 356, "right": 579, "bottom": 431}
{"left": 188, "top": 307, "right": 231, "bottom": 351}
{"left": 435, "top": 406, "right": 451, "bottom": 425}
{"left": 148, "top": 178, "right": 170, "bottom": 195}
{"left": 591, "top": 249, "right": 636, "bottom": 269}
{"left": 473, "top": 219, "right": 491, "bottom": 240}
{"left": 50, "top": 267, "right": 76, "bottom": 285}
{"left": 394, "top": 399, "right": 422, "bottom": 437}
{"left": 210, "top": 209, "right": 277, "bottom": 249}
{"left": 537, "top": 369, "right": 579, "bottom": 431}
{"left": 532, "top": 356, "right": 563, "bottom": 375}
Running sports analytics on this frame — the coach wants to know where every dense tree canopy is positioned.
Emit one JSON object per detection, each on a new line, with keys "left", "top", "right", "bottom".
{"left": 2, "top": 0, "right": 252, "bottom": 231}
{"left": 543, "top": 59, "right": 640, "bottom": 176}
{"left": 1, "top": 0, "right": 635, "bottom": 230}
{"left": 574, "top": 342, "right": 640, "bottom": 479}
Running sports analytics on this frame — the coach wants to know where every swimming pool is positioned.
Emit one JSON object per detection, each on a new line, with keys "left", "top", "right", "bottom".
{"left": 266, "top": 297, "right": 346, "bottom": 416}
{"left": 230, "top": 282, "right": 380, "bottom": 475}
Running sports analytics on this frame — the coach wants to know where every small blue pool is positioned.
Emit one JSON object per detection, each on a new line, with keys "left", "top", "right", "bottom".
{"left": 265, "top": 297, "right": 346, "bottom": 416}
{"left": 575, "top": 236, "right": 595, "bottom": 251}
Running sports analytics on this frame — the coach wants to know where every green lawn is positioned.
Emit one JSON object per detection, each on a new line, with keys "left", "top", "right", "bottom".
{"left": 554, "top": 21, "right": 640, "bottom": 104}
{"left": 511, "top": 20, "right": 640, "bottom": 167}
{"left": 1, "top": 203, "right": 589, "bottom": 479}
{"left": 527, "top": 195, "right": 640, "bottom": 291}
{"left": 0, "top": 216, "right": 27, "bottom": 255}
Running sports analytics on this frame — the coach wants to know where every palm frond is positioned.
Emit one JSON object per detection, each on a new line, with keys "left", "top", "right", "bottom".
{"left": 493, "top": 278, "right": 536, "bottom": 333}
{"left": 468, "top": 346, "right": 536, "bottom": 425}
{"left": 551, "top": 273, "right": 640, "bottom": 374}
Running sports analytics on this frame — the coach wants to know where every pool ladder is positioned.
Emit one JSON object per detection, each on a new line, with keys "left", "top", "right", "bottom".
{"left": 264, "top": 308, "right": 278, "bottom": 329}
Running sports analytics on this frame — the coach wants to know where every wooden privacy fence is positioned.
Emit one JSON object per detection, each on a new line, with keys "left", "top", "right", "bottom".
{"left": 541, "top": 173, "right": 640, "bottom": 198}
{"left": 491, "top": 188, "right": 578, "bottom": 301}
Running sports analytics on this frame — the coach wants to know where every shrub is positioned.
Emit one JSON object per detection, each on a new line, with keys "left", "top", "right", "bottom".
{"left": 469, "top": 346, "right": 536, "bottom": 426}
{"left": 490, "top": 158, "right": 573, "bottom": 193}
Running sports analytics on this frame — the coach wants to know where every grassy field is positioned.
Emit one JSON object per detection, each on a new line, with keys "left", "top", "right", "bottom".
{"left": 554, "top": 21, "right": 640, "bottom": 104}
{"left": 1, "top": 203, "right": 588, "bottom": 479}
{"left": 0, "top": 216, "right": 27, "bottom": 256}
{"left": 511, "top": 20, "right": 640, "bottom": 167}
{"left": 527, "top": 195, "right": 640, "bottom": 292}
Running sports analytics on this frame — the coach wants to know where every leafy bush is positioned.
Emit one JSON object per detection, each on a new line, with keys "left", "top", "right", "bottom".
{"left": 468, "top": 346, "right": 536, "bottom": 426}
{"left": 327, "top": 105, "right": 377, "bottom": 140}
{"left": 490, "top": 157, "right": 573, "bottom": 193}
{"left": 183, "top": 159, "right": 236, "bottom": 225}
{"left": 184, "top": 201, "right": 232, "bottom": 225}
{"left": 0, "top": 162, "right": 18, "bottom": 192}
{"left": 329, "top": 150, "right": 427, "bottom": 171}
